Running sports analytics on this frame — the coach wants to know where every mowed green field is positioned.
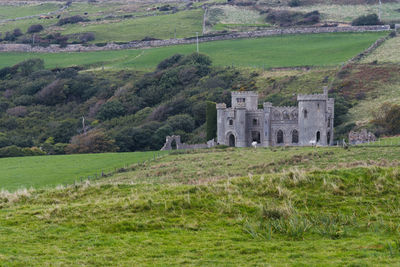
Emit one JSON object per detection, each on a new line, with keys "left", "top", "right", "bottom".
{"left": 0, "top": 151, "right": 166, "bottom": 191}
{"left": 0, "top": 32, "right": 386, "bottom": 70}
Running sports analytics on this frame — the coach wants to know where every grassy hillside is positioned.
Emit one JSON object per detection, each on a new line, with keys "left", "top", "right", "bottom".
{"left": 1, "top": 145, "right": 400, "bottom": 265}
{"left": 0, "top": 32, "right": 387, "bottom": 70}
{"left": 276, "top": 3, "right": 400, "bottom": 24}
{"left": 362, "top": 35, "right": 400, "bottom": 64}
{"left": 0, "top": 151, "right": 166, "bottom": 191}
{"left": 0, "top": 2, "right": 60, "bottom": 20}
{"left": 61, "top": 9, "right": 204, "bottom": 43}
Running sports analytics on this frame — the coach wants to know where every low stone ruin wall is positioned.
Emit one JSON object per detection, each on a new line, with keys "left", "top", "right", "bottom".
{"left": 160, "top": 135, "right": 215, "bottom": 151}
{"left": 0, "top": 25, "right": 390, "bottom": 53}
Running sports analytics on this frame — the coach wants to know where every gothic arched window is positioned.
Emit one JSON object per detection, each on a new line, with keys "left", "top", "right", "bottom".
{"left": 303, "top": 109, "right": 308, "bottom": 119}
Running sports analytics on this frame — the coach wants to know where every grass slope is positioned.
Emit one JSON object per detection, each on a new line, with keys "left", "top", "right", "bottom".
{"left": 0, "top": 146, "right": 400, "bottom": 265}
{"left": 279, "top": 3, "right": 400, "bottom": 23}
{"left": 0, "top": 32, "right": 386, "bottom": 70}
{"left": 0, "top": 151, "right": 166, "bottom": 191}
{"left": 62, "top": 9, "right": 204, "bottom": 43}
{"left": 0, "top": 3, "right": 60, "bottom": 20}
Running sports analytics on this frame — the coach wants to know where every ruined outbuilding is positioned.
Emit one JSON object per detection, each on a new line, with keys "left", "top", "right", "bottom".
{"left": 348, "top": 129, "right": 376, "bottom": 145}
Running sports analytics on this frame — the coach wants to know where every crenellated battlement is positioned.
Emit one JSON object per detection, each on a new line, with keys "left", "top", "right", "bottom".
{"left": 263, "top": 102, "right": 273, "bottom": 108}
{"left": 272, "top": 106, "right": 297, "bottom": 110}
{"left": 216, "top": 103, "right": 227, "bottom": 109}
{"left": 232, "top": 91, "right": 258, "bottom": 96}
{"left": 297, "top": 93, "right": 327, "bottom": 101}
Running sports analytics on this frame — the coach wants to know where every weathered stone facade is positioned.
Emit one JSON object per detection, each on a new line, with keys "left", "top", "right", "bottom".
{"left": 217, "top": 89, "right": 334, "bottom": 147}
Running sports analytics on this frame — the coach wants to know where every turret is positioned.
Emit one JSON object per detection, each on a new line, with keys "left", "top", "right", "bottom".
{"left": 235, "top": 102, "right": 247, "bottom": 147}
{"left": 231, "top": 91, "right": 258, "bottom": 110}
{"left": 297, "top": 90, "right": 329, "bottom": 146}
{"left": 216, "top": 103, "right": 227, "bottom": 145}
{"left": 262, "top": 102, "right": 273, "bottom": 146}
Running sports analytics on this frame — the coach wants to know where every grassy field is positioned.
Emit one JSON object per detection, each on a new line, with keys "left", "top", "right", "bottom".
{"left": 0, "top": 3, "right": 203, "bottom": 42}
{"left": 0, "top": 151, "right": 166, "bottom": 191}
{"left": 0, "top": 145, "right": 400, "bottom": 265}
{"left": 61, "top": 9, "right": 204, "bottom": 43}
{"left": 362, "top": 36, "right": 400, "bottom": 64}
{"left": 0, "top": 32, "right": 386, "bottom": 70}
{"left": 0, "top": 3, "right": 60, "bottom": 20}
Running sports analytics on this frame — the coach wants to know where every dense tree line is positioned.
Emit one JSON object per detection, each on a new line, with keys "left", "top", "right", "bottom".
{"left": 0, "top": 54, "right": 256, "bottom": 156}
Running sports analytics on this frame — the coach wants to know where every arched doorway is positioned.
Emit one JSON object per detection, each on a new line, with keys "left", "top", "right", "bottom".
{"left": 316, "top": 131, "right": 321, "bottom": 143}
{"left": 277, "top": 130, "right": 284, "bottom": 144}
{"left": 228, "top": 134, "right": 235, "bottom": 147}
{"left": 292, "top": 130, "right": 299, "bottom": 144}
{"left": 171, "top": 139, "right": 177, "bottom": 150}
{"left": 251, "top": 131, "right": 261, "bottom": 144}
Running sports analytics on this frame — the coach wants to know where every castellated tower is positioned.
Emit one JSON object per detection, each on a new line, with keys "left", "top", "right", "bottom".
{"left": 216, "top": 88, "right": 333, "bottom": 147}
{"left": 297, "top": 87, "right": 334, "bottom": 146}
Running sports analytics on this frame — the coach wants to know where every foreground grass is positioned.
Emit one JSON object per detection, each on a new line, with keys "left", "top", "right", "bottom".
{"left": 0, "top": 32, "right": 386, "bottom": 70}
{"left": 1, "top": 146, "right": 400, "bottom": 265}
{"left": 0, "top": 151, "right": 166, "bottom": 191}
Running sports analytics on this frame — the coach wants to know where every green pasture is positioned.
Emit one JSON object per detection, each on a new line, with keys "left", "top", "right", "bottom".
{"left": 0, "top": 151, "right": 166, "bottom": 191}
{"left": 0, "top": 17, "right": 56, "bottom": 34}
{"left": 0, "top": 32, "right": 387, "bottom": 71}
{"left": 61, "top": 9, "right": 204, "bottom": 43}
{"left": 0, "top": 3, "right": 60, "bottom": 20}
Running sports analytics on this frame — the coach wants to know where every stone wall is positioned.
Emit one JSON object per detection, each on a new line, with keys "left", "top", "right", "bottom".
{"left": 160, "top": 135, "right": 216, "bottom": 151}
{"left": 0, "top": 25, "right": 390, "bottom": 53}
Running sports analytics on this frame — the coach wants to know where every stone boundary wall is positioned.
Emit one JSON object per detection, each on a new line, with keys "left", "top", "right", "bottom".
{"left": 0, "top": 25, "right": 390, "bottom": 53}
{"left": 348, "top": 31, "right": 394, "bottom": 63}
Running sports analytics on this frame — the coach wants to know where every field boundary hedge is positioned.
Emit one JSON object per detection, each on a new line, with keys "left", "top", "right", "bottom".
{"left": 0, "top": 25, "right": 390, "bottom": 53}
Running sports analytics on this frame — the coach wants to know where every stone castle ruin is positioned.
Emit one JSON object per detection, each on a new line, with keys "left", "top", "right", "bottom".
{"left": 348, "top": 129, "right": 376, "bottom": 145}
{"left": 217, "top": 89, "right": 334, "bottom": 147}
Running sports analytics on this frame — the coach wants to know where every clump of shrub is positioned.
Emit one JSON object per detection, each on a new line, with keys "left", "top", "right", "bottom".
{"left": 351, "top": 13, "right": 381, "bottom": 26}
{"left": 265, "top": 9, "right": 320, "bottom": 27}
{"left": 79, "top": 32, "right": 95, "bottom": 43}
{"left": 66, "top": 129, "right": 118, "bottom": 154}
{"left": 372, "top": 102, "right": 400, "bottom": 136}
{"left": 27, "top": 24, "right": 44, "bottom": 34}
{"left": 57, "top": 15, "right": 88, "bottom": 26}
{"left": 288, "top": 0, "right": 301, "bottom": 7}
{"left": 0, "top": 145, "right": 45, "bottom": 158}
{"left": 2, "top": 28, "right": 23, "bottom": 42}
